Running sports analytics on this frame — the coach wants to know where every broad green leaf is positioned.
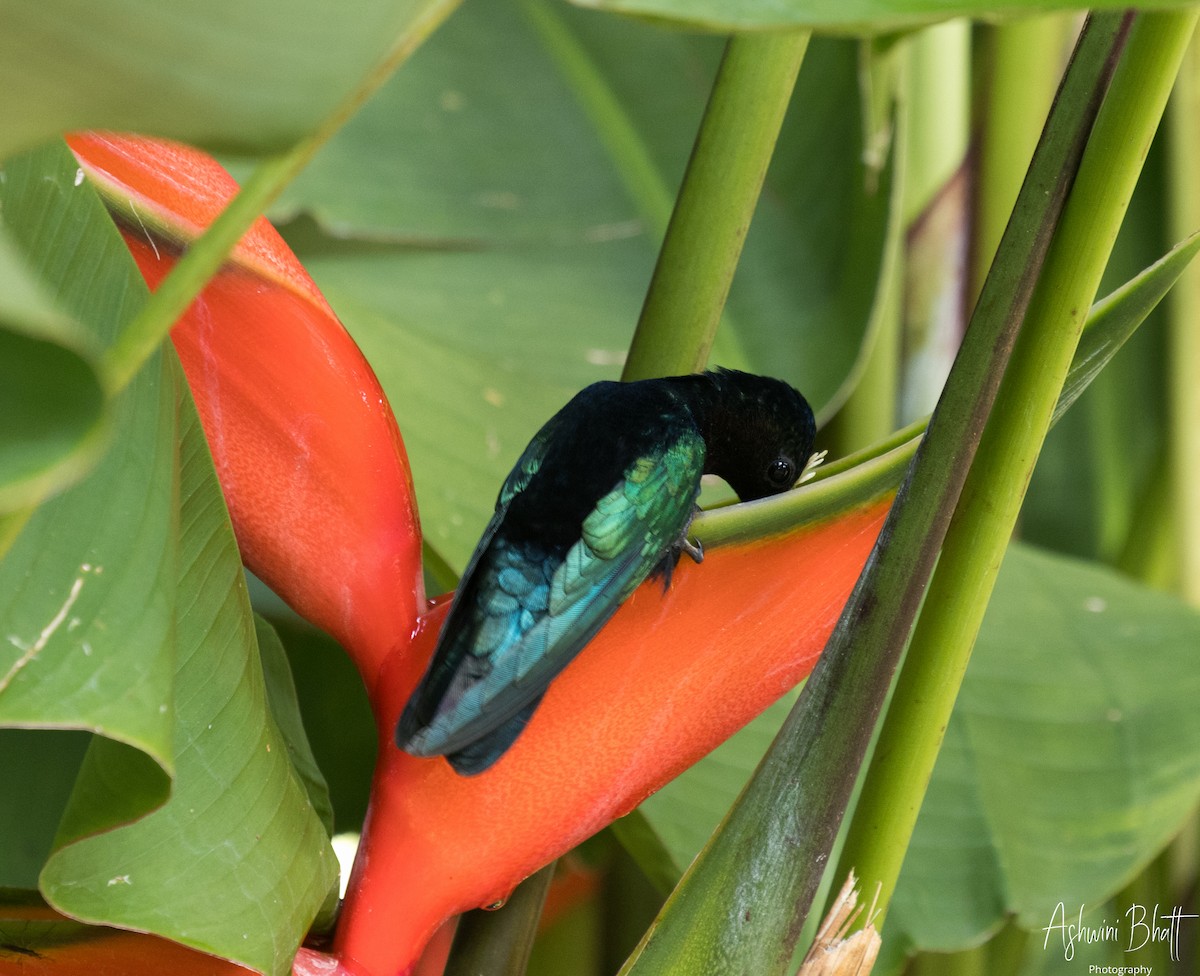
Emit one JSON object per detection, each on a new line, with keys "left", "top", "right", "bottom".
{"left": 0, "top": 353, "right": 177, "bottom": 771}
{"left": 887, "top": 543, "right": 1200, "bottom": 953}
{"left": 0, "top": 140, "right": 179, "bottom": 909}
{"left": 0, "top": 145, "right": 176, "bottom": 772}
{"left": 261, "top": 2, "right": 895, "bottom": 568}
{"left": 567, "top": 0, "right": 1199, "bottom": 34}
{"left": 0, "top": 140, "right": 336, "bottom": 976}
{"left": 0, "top": 144, "right": 125, "bottom": 514}
{"left": 41, "top": 363, "right": 339, "bottom": 976}
{"left": 0, "top": 229, "right": 107, "bottom": 512}
{"left": 0, "top": 0, "right": 459, "bottom": 160}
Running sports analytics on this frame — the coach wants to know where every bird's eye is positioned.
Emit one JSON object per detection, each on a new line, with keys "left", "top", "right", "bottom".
{"left": 765, "top": 457, "right": 796, "bottom": 489}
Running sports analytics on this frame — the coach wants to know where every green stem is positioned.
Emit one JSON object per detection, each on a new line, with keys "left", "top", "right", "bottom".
{"left": 834, "top": 10, "right": 1198, "bottom": 924}
{"left": 823, "top": 39, "right": 905, "bottom": 446}
{"left": 621, "top": 30, "right": 810, "bottom": 381}
{"left": 517, "top": 0, "right": 674, "bottom": 237}
{"left": 100, "top": 146, "right": 303, "bottom": 392}
{"left": 971, "top": 15, "right": 1071, "bottom": 306}
{"left": 98, "top": 0, "right": 460, "bottom": 394}
{"left": 896, "top": 20, "right": 971, "bottom": 424}
{"left": 1165, "top": 33, "right": 1200, "bottom": 605}
{"left": 904, "top": 20, "right": 971, "bottom": 225}
{"left": 1116, "top": 445, "right": 1178, "bottom": 588}
{"left": 443, "top": 863, "right": 555, "bottom": 976}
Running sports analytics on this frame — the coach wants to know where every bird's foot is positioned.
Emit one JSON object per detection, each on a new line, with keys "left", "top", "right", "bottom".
{"left": 680, "top": 536, "right": 704, "bottom": 564}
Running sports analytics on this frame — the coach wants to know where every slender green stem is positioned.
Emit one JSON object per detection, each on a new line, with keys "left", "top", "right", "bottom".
{"left": 823, "top": 41, "right": 905, "bottom": 445}
{"left": 896, "top": 20, "right": 970, "bottom": 424}
{"left": 971, "top": 15, "right": 1071, "bottom": 306}
{"left": 100, "top": 147, "right": 302, "bottom": 392}
{"left": 1165, "top": 33, "right": 1200, "bottom": 605}
{"left": 834, "top": 10, "right": 1199, "bottom": 924}
{"left": 621, "top": 30, "right": 810, "bottom": 381}
{"left": 1116, "top": 445, "right": 1178, "bottom": 588}
{"left": 517, "top": 0, "right": 674, "bottom": 237}
{"left": 98, "top": 0, "right": 460, "bottom": 395}
{"left": 443, "top": 863, "right": 555, "bottom": 976}
{"left": 904, "top": 19, "right": 971, "bottom": 225}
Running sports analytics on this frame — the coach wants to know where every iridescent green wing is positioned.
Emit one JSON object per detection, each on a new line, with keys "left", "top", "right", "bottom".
{"left": 409, "top": 428, "right": 706, "bottom": 763}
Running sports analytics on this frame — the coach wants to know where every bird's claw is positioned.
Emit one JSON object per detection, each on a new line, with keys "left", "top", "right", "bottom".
{"left": 681, "top": 536, "right": 704, "bottom": 564}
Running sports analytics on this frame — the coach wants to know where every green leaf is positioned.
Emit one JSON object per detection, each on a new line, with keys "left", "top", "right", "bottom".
{"left": 40, "top": 361, "right": 339, "bottom": 976}
{"left": 0, "top": 149, "right": 177, "bottom": 776}
{"left": 257, "top": 4, "right": 896, "bottom": 568}
{"left": 888, "top": 543, "right": 1200, "bottom": 953}
{"left": 0, "top": 229, "right": 107, "bottom": 513}
{"left": 256, "top": 616, "right": 335, "bottom": 839}
{"left": 567, "top": 0, "right": 1200, "bottom": 34}
{"left": 0, "top": 147, "right": 126, "bottom": 514}
{"left": 0, "top": 0, "right": 459, "bottom": 160}
{"left": 0, "top": 729, "right": 91, "bottom": 888}
{"left": 1054, "top": 229, "right": 1199, "bottom": 428}
{"left": 264, "top": 612, "right": 377, "bottom": 832}
{"left": 0, "top": 139, "right": 336, "bottom": 976}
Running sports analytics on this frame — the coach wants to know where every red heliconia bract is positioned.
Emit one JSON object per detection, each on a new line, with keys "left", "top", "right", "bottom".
{"left": 67, "top": 132, "right": 423, "bottom": 690}
{"left": 336, "top": 499, "right": 889, "bottom": 974}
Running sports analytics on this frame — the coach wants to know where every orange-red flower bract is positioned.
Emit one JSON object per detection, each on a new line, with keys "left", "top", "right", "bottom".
{"left": 335, "top": 498, "right": 890, "bottom": 975}
{"left": 68, "top": 133, "right": 423, "bottom": 689}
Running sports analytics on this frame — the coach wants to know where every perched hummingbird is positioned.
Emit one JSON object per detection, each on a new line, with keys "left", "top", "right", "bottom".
{"left": 395, "top": 369, "right": 816, "bottom": 774}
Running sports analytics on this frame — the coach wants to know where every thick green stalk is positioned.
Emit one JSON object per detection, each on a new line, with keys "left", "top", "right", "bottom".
{"left": 897, "top": 19, "right": 971, "bottom": 424}
{"left": 904, "top": 19, "right": 970, "bottom": 226}
{"left": 824, "top": 40, "right": 905, "bottom": 447}
{"left": 621, "top": 30, "right": 809, "bottom": 381}
{"left": 1165, "top": 35, "right": 1200, "bottom": 605}
{"left": 443, "top": 864, "right": 555, "bottom": 976}
{"left": 971, "top": 15, "right": 1071, "bottom": 306}
{"left": 99, "top": 0, "right": 459, "bottom": 394}
{"left": 834, "top": 10, "right": 1199, "bottom": 924}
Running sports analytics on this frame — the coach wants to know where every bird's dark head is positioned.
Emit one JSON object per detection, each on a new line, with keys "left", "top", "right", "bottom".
{"left": 699, "top": 369, "right": 817, "bottom": 502}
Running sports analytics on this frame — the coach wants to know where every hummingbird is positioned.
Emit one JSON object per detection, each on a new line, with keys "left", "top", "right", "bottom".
{"left": 395, "top": 369, "right": 817, "bottom": 774}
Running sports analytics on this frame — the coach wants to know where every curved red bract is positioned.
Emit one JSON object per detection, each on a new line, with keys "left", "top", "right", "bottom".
{"left": 68, "top": 133, "right": 423, "bottom": 691}
{"left": 335, "top": 498, "right": 889, "bottom": 975}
